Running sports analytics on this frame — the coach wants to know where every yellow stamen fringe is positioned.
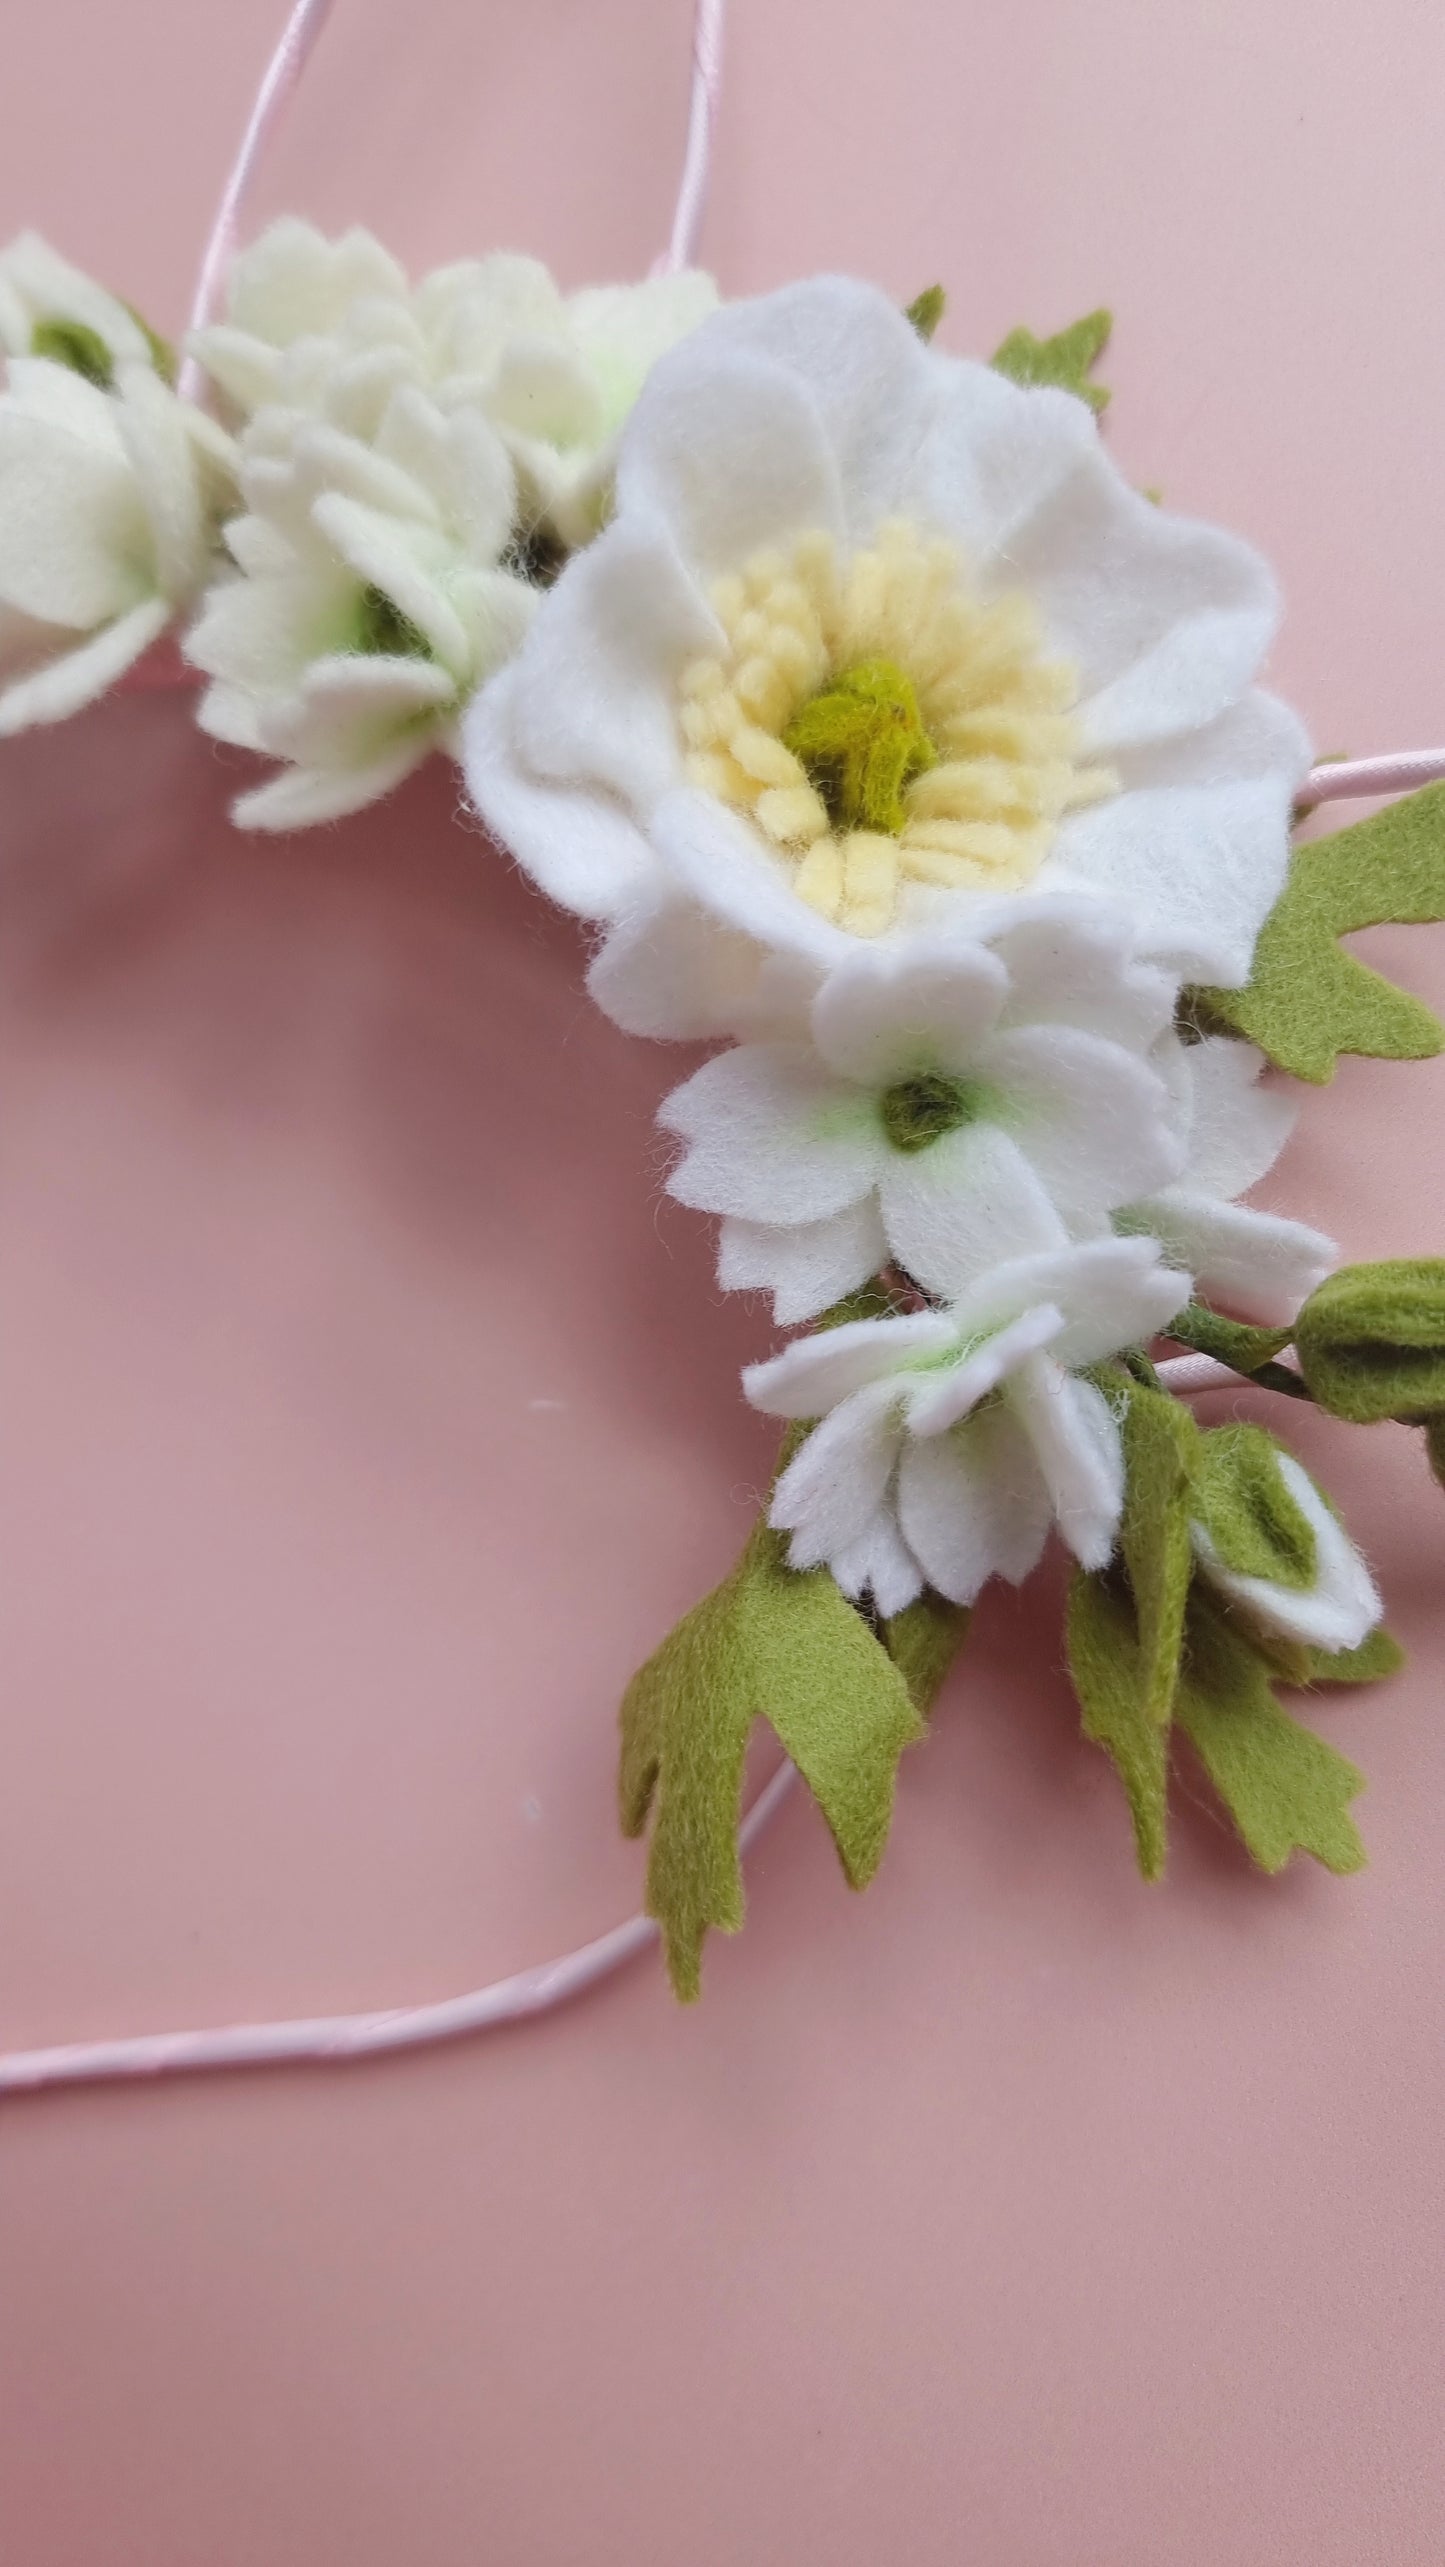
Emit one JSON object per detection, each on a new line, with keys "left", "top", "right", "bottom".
{"left": 677, "top": 521, "right": 1117, "bottom": 936}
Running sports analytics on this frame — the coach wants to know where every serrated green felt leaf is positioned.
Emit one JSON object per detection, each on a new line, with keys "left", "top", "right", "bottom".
{"left": 1118, "top": 1378, "right": 1201, "bottom": 1725}
{"left": 1066, "top": 1571, "right": 1169, "bottom": 1880}
{"left": 1302, "top": 1625, "right": 1406, "bottom": 1686}
{"left": 1190, "top": 784, "right": 1445, "bottom": 1082}
{"left": 1174, "top": 1599, "right": 1365, "bottom": 1874}
{"left": 1163, "top": 1302, "right": 1294, "bottom": 1379}
{"left": 619, "top": 1513, "right": 923, "bottom": 2000}
{"left": 883, "top": 1591, "right": 971, "bottom": 1714}
{"left": 1294, "top": 1258, "right": 1445, "bottom": 1421}
{"left": 991, "top": 309, "right": 1112, "bottom": 412}
{"left": 905, "top": 284, "right": 946, "bottom": 342}
{"left": 1195, "top": 1422, "right": 1318, "bottom": 1588}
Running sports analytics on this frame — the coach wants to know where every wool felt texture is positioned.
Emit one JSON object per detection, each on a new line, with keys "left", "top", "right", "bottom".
{"left": 29, "top": 316, "right": 115, "bottom": 388}
{"left": 1173, "top": 1596, "right": 1366, "bottom": 1876}
{"left": 619, "top": 1506, "right": 925, "bottom": 1999}
{"left": 904, "top": 285, "right": 946, "bottom": 344}
{"left": 1193, "top": 1422, "right": 1317, "bottom": 1588}
{"left": 1191, "top": 782, "right": 1445, "bottom": 1081}
{"left": 1066, "top": 1568, "right": 1170, "bottom": 1879}
{"left": 1293, "top": 1258, "right": 1445, "bottom": 1422}
{"left": 1192, "top": 1446, "right": 1382, "bottom": 1656}
{"left": 991, "top": 310, "right": 1112, "bottom": 413}
{"left": 1117, "top": 1373, "right": 1201, "bottom": 1725}
{"left": 882, "top": 1589, "right": 972, "bottom": 1713}
{"left": 1162, "top": 1299, "right": 1298, "bottom": 1387}
{"left": 1427, "top": 1416, "right": 1445, "bottom": 1496}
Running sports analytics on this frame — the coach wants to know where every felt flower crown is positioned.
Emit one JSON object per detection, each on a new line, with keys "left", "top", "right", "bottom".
{"left": 6, "top": 218, "right": 1445, "bottom": 2012}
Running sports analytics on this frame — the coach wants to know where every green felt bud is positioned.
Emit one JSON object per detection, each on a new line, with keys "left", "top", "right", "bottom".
{"left": 1162, "top": 1301, "right": 1295, "bottom": 1383}
{"left": 1194, "top": 1423, "right": 1318, "bottom": 1589}
{"left": 1175, "top": 1596, "right": 1366, "bottom": 1875}
{"left": 31, "top": 315, "right": 114, "bottom": 388}
{"left": 1294, "top": 1259, "right": 1445, "bottom": 1422}
{"left": 904, "top": 284, "right": 946, "bottom": 342}
{"left": 1189, "top": 783, "right": 1445, "bottom": 1083}
{"left": 991, "top": 309, "right": 1112, "bottom": 413}
{"left": 783, "top": 657, "right": 936, "bottom": 837}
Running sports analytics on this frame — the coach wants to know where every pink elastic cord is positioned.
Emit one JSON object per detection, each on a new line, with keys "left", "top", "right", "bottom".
{"left": 656, "top": 0, "right": 726, "bottom": 274}
{"left": 1298, "top": 750, "right": 1445, "bottom": 810}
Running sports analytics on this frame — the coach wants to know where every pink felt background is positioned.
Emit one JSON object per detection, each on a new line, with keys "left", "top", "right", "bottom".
{"left": 3, "top": 3, "right": 1445, "bottom": 2559}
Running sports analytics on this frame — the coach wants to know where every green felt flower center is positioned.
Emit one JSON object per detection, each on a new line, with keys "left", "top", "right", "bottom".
{"left": 879, "top": 1071, "right": 980, "bottom": 1155}
{"left": 31, "top": 317, "right": 114, "bottom": 389}
{"left": 782, "top": 657, "right": 936, "bottom": 837}
{"left": 355, "top": 584, "right": 433, "bottom": 660}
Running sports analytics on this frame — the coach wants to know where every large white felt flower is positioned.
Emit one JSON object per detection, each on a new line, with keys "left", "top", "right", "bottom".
{"left": 662, "top": 912, "right": 1184, "bottom": 1320}
{"left": 0, "top": 358, "right": 234, "bottom": 734}
{"left": 0, "top": 231, "right": 163, "bottom": 375}
{"left": 184, "top": 387, "right": 535, "bottom": 827}
{"left": 1192, "top": 1451, "right": 1381, "bottom": 1654}
{"left": 194, "top": 220, "right": 716, "bottom": 544}
{"left": 465, "top": 275, "right": 1310, "bottom": 1040}
{"left": 1120, "top": 1035, "right": 1335, "bottom": 1323}
{"left": 744, "top": 1223, "right": 1191, "bottom": 1614}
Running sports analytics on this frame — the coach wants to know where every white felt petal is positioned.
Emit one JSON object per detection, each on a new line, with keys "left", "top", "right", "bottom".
{"left": 111, "top": 367, "right": 207, "bottom": 602}
{"left": 830, "top": 1508, "right": 926, "bottom": 1618}
{"left": 192, "top": 324, "right": 283, "bottom": 414}
{"left": 1043, "top": 692, "right": 1310, "bottom": 987}
{"left": 1176, "top": 1036, "right": 1296, "bottom": 1197}
{"left": 195, "top": 678, "right": 268, "bottom": 750}
{"left": 913, "top": 362, "right": 1102, "bottom": 565}
{"left": 903, "top": 1304, "right": 1066, "bottom": 1437}
{"left": 1191, "top": 1456, "right": 1381, "bottom": 1654}
{"left": 1037, "top": 1234, "right": 1192, "bottom": 1368}
{"left": 744, "top": 1310, "right": 958, "bottom": 1420}
{"left": 184, "top": 565, "right": 339, "bottom": 689}
{"left": 769, "top": 1384, "right": 905, "bottom": 1566}
{"left": 230, "top": 742, "right": 430, "bottom": 830}
{"left": 494, "top": 513, "right": 716, "bottom": 808}
{"left": 588, "top": 895, "right": 767, "bottom": 1039}
{"left": 718, "top": 1201, "right": 887, "bottom": 1326}
{"left": 653, "top": 788, "right": 850, "bottom": 968}
{"left": 462, "top": 667, "right": 660, "bottom": 919}
{"left": 0, "top": 410, "right": 149, "bottom": 625}
{"left": 2, "top": 357, "right": 128, "bottom": 446}
{"left": 0, "top": 234, "right": 153, "bottom": 366}
{"left": 978, "top": 1024, "right": 1184, "bottom": 1221}
{"left": 0, "top": 595, "right": 168, "bottom": 733}
{"left": 617, "top": 341, "right": 843, "bottom": 572}
{"left": 997, "top": 433, "right": 1280, "bottom": 749}
{"left": 661, "top": 1043, "right": 883, "bottom": 1223}
{"left": 1134, "top": 1189, "right": 1336, "bottom": 1326}
{"left": 1007, "top": 1360, "right": 1124, "bottom": 1571}
{"left": 308, "top": 494, "right": 470, "bottom": 672}
{"left": 897, "top": 1408, "right": 1051, "bottom": 1605}
{"left": 261, "top": 653, "right": 456, "bottom": 767}
{"left": 985, "top": 895, "right": 1178, "bottom": 1051}
{"left": 810, "top": 941, "right": 1008, "bottom": 1085}
{"left": 879, "top": 1122, "right": 1070, "bottom": 1300}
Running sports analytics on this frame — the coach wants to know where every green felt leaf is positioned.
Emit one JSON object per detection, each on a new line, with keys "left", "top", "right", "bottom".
{"left": 1119, "top": 1377, "right": 1201, "bottom": 1724}
{"left": 1294, "top": 1258, "right": 1445, "bottom": 1422}
{"left": 619, "top": 1512, "right": 924, "bottom": 1999}
{"left": 905, "top": 284, "right": 946, "bottom": 342}
{"left": 1174, "top": 1598, "right": 1366, "bottom": 1875}
{"left": 991, "top": 308, "right": 1112, "bottom": 412}
{"left": 1426, "top": 1416, "right": 1445, "bottom": 1496}
{"left": 1301, "top": 1625, "right": 1406, "bottom": 1687}
{"left": 1194, "top": 1422, "right": 1318, "bottom": 1589}
{"left": 1066, "top": 1571, "right": 1170, "bottom": 1880}
{"left": 1162, "top": 1302, "right": 1294, "bottom": 1379}
{"left": 883, "top": 1591, "right": 972, "bottom": 1714}
{"left": 1190, "top": 783, "right": 1445, "bottom": 1083}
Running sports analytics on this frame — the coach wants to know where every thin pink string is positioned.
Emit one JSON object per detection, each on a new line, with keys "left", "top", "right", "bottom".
{"left": 1297, "top": 750, "right": 1445, "bottom": 811}
{"left": 656, "top": 0, "right": 726, "bottom": 274}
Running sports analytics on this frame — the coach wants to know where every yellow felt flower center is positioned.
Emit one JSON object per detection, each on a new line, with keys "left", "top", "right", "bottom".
{"left": 677, "top": 521, "right": 1117, "bottom": 936}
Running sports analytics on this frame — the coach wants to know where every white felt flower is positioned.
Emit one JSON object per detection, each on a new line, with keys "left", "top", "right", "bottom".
{"left": 1121, "top": 1035, "right": 1336, "bottom": 1324}
{"left": 744, "top": 1220, "right": 1191, "bottom": 1614}
{"left": 194, "top": 220, "right": 716, "bottom": 544}
{"left": 0, "top": 231, "right": 161, "bottom": 375}
{"left": 662, "top": 912, "right": 1184, "bottom": 1319}
{"left": 465, "top": 274, "right": 1310, "bottom": 1041}
{"left": 0, "top": 358, "right": 234, "bottom": 734}
{"left": 184, "top": 387, "right": 535, "bottom": 827}
{"left": 1191, "top": 1452, "right": 1382, "bottom": 1654}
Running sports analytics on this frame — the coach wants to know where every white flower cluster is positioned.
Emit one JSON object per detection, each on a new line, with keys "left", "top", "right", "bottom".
{"left": 462, "top": 275, "right": 1377, "bottom": 1640}
{"left": 0, "top": 222, "right": 715, "bottom": 816}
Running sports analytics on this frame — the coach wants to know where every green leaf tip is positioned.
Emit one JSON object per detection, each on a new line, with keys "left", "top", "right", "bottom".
{"left": 1188, "top": 782, "right": 1445, "bottom": 1083}
{"left": 1175, "top": 1599, "right": 1366, "bottom": 1876}
{"left": 991, "top": 308, "right": 1112, "bottom": 412}
{"left": 620, "top": 1485, "right": 969, "bottom": 1999}
{"left": 905, "top": 284, "right": 947, "bottom": 342}
{"left": 1294, "top": 1258, "right": 1445, "bottom": 1423}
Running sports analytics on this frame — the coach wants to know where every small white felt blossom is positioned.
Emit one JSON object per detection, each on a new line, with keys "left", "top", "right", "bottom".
{"left": 0, "top": 357, "right": 234, "bottom": 735}
{"left": 661, "top": 907, "right": 1185, "bottom": 1319}
{"left": 1192, "top": 1450, "right": 1382, "bottom": 1655}
{"left": 194, "top": 219, "right": 717, "bottom": 543}
{"left": 465, "top": 275, "right": 1310, "bottom": 1045}
{"left": 744, "top": 1217, "right": 1191, "bottom": 1615}
{"left": 0, "top": 231, "right": 164, "bottom": 377}
{"left": 1120, "top": 1035, "right": 1336, "bottom": 1323}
